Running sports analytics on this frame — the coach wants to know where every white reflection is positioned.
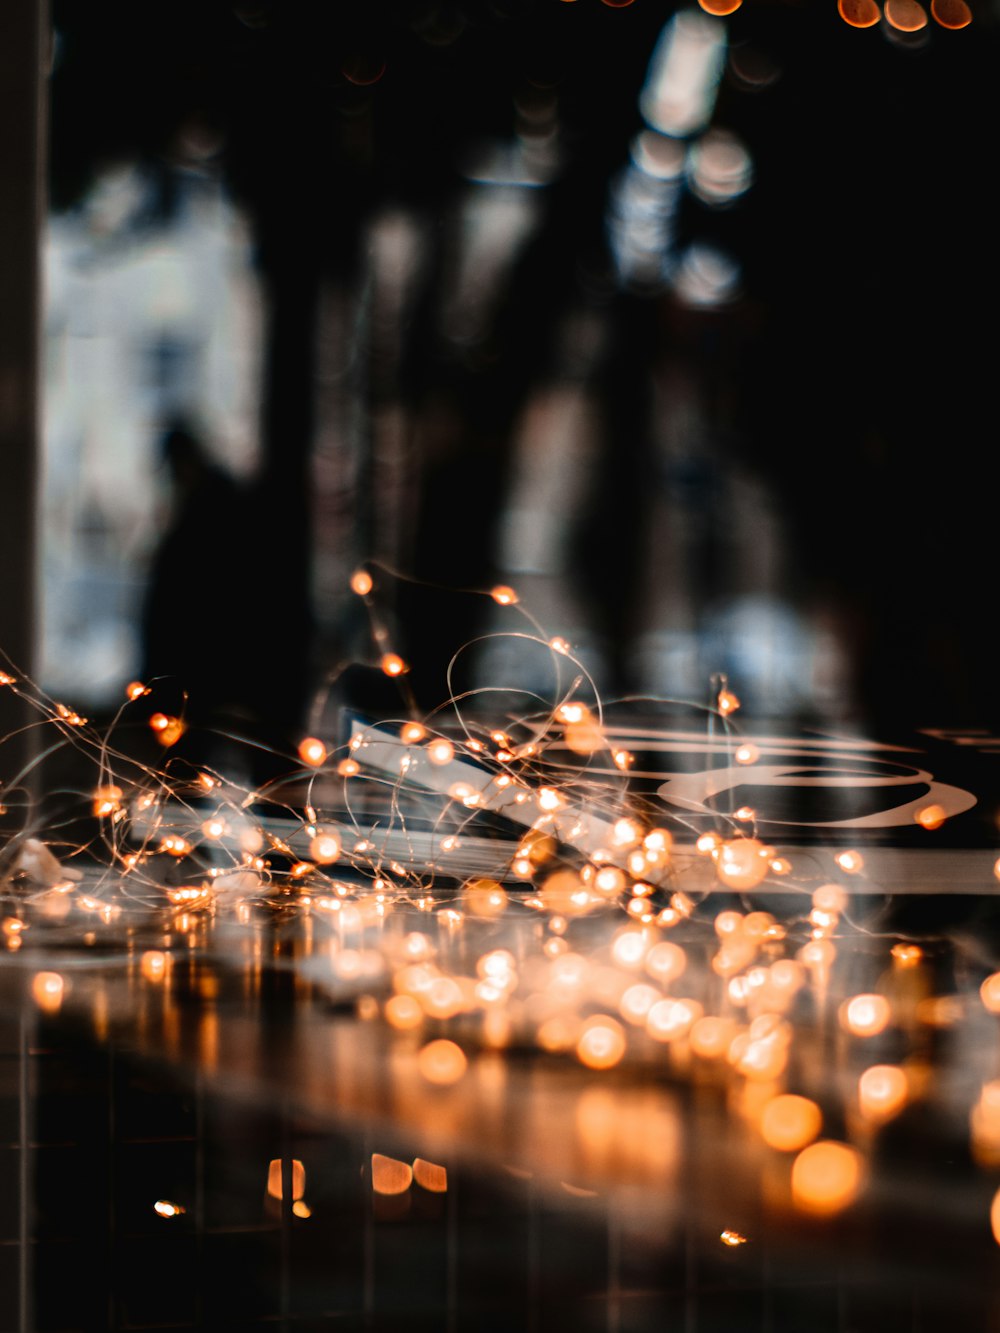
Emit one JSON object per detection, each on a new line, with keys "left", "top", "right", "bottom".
{"left": 640, "top": 11, "right": 727, "bottom": 139}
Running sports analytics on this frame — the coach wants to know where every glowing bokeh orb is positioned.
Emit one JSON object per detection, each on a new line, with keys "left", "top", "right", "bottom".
{"left": 350, "top": 569, "right": 373, "bottom": 596}
{"left": 760, "top": 1095, "right": 822, "bottom": 1152}
{"left": 298, "top": 737, "right": 327, "bottom": 767}
{"left": 716, "top": 839, "right": 770, "bottom": 890}
{"left": 417, "top": 1039, "right": 468, "bottom": 1085}
{"left": 791, "top": 1141, "right": 863, "bottom": 1215}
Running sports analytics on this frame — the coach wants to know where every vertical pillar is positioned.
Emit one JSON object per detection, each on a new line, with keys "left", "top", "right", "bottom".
{"left": 0, "top": 0, "right": 47, "bottom": 811}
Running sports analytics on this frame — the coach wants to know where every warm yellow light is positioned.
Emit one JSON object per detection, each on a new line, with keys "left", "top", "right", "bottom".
{"left": 32, "top": 971, "right": 65, "bottom": 1013}
{"left": 381, "top": 653, "right": 408, "bottom": 677}
{"left": 426, "top": 737, "right": 455, "bottom": 766}
{"left": 401, "top": 722, "right": 426, "bottom": 744}
{"left": 537, "top": 787, "right": 564, "bottom": 812}
{"left": 812, "top": 883, "right": 847, "bottom": 914}
{"left": 915, "top": 803, "right": 947, "bottom": 830}
{"left": 153, "top": 1200, "right": 185, "bottom": 1218}
{"left": 141, "top": 951, "right": 167, "bottom": 982}
{"left": 931, "top": 0, "right": 971, "bottom": 25}
{"left": 791, "top": 1141, "right": 863, "bottom": 1215}
{"left": 980, "top": 973, "right": 1000, "bottom": 1014}
{"left": 577, "top": 1017, "right": 627, "bottom": 1070}
{"left": 413, "top": 1158, "right": 448, "bottom": 1193}
{"left": 885, "top": 0, "right": 927, "bottom": 28}
{"left": 839, "top": 0, "right": 882, "bottom": 24}
{"left": 149, "top": 713, "right": 185, "bottom": 746}
{"left": 696, "top": 832, "right": 720, "bottom": 855}
{"left": 890, "top": 943, "right": 922, "bottom": 967}
{"left": 719, "top": 1228, "right": 748, "bottom": 1246}
{"left": 417, "top": 1039, "right": 468, "bottom": 1085}
{"left": 735, "top": 743, "right": 759, "bottom": 765}
{"left": 92, "top": 785, "right": 123, "bottom": 818}
{"left": 267, "top": 1159, "right": 306, "bottom": 1201}
{"left": 612, "top": 749, "right": 633, "bottom": 770}
{"left": 716, "top": 839, "right": 770, "bottom": 890}
{"left": 858, "top": 1065, "right": 908, "bottom": 1123}
{"left": 717, "top": 689, "right": 739, "bottom": 715}
{"left": 309, "top": 831, "right": 341, "bottom": 865}
{"left": 840, "top": 993, "right": 891, "bottom": 1037}
{"left": 350, "top": 569, "right": 373, "bottom": 596}
{"left": 463, "top": 878, "right": 508, "bottom": 918}
{"left": 646, "top": 998, "right": 701, "bottom": 1042}
{"left": 338, "top": 757, "right": 360, "bottom": 777}
{"left": 371, "top": 1154, "right": 412, "bottom": 1195}
{"left": 491, "top": 585, "right": 519, "bottom": 605}
{"left": 594, "top": 866, "right": 626, "bottom": 897}
{"left": 760, "top": 1095, "right": 822, "bottom": 1152}
{"left": 298, "top": 736, "right": 327, "bottom": 767}
{"left": 292, "top": 1200, "right": 312, "bottom": 1218}
{"left": 690, "top": 1016, "right": 735, "bottom": 1060}
{"left": 835, "top": 850, "right": 864, "bottom": 875}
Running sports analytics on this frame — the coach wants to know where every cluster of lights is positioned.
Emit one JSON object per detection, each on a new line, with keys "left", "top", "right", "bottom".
{"left": 4, "top": 577, "right": 1000, "bottom": 1239}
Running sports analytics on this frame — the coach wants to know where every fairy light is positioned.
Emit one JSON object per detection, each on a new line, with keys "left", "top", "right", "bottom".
{"left": 734, "top": 743, "right": 759, "bottom": 765}
{"left": 717, "top": 689, "right": 739, "bottom": 715}
{"left": 32, "top": 971, "right": 65, "bottom": 1013}
{"left": 153, "top": 1200, "right": 186, "bottom": 1218}
{"left": 298, "top": 737, "right": 327, "bottom": 767}
{"left": 426, "top": 737, "right": 455, "bottom": 766}
{"left": 760, "top": 1094, "right": 822, "bottom": 1152}
{"left": 381, "top": 653, "right": 408, "bottom": 677}
{"left": 858, "top": 1065, "right": 908, "bottom": 1123}
{"left": 491, "top": 585, "right": 519, "bottom": 606}
{"left": 840, "top": 993, "right": 891, "bottom": 1037}
{"left": 338, "top": 758, "right": 360, "bottom": 777}
{"left": 401, "top": 722, "right": 426, "bottom": 744}
{"left": 577, "top": 1017, "right": 627, "bottom": 1070}
{"left": 791, "top": 1141, "right": 863, "bottom": 1216}
{"left": 916, "top": 803, "right": 947, "bottom": 830}
{"left": 417, "top": 1039, "right": 468, "bottom": 1085}
{"left": 835, "top": 850, "right": 864, "bottom": 875}
{"left": 92, "top": 785, "right": 123, "bottom": 818}
{"left": 350, "top": 569, "right": 373, "bottom": 596}
{"left": 719, "top": 1228, "right": 748, "bottom": 1246}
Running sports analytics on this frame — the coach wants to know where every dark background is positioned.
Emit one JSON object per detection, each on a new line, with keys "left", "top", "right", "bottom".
{"left": 42, "top": 0, "right": 1000, "bottom": 739}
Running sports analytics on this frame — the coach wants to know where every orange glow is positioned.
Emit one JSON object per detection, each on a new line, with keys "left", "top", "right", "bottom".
{"left": 401, "top": 722, "right": 426, "bottom": 744}
{"left": 812, "top": 883, "right": 847, "bottom": 914}
{"left": 32, "top": 971, "right": 65, "bottom": 1013}
{"left": 885, "top": 0, "right": 927, "bottom": 27}
{"left": 717, "top": 689, "right": 739, "bottom": 715}
{"left": 720, "top": 1228, "right": 748, "bottom": 1246}
{"left": 141, "top": 950, "right": 167, "bottom": 982}
{"left": 594, "top": 866, "right": 627, "bottom": 897}
{"left": 385, "top": 994, "right": 423, "bottom": 1030}
{"left": 992, "top": 1187, "right": 1000, "bottom": 1246}
{"left": 714, "top": 910, "right": 744, "bottom": 938}
{"left": 540, "top": 869, "right": 590, "bottom": 916}
{"left": 858, "top": 1065, "right": 908, "bottom": 1123}
{"left": 292, "top": 1200, "right": 312, "bottom": 1218}
{"left": 153, "top": 1200, "right": 185, "bottom": 1218}
{"left": 735, "top": 743, "right": 759, "bottom": 765}
{"left": 840, "top": 993, "right": 891, "bottom": 1037}
{"left": 426, "top": 737, "right": 455, "bottom": 766}
{"left": 646, "top": 997, "right": 701, "bottom": 1042}
{"left": 491, "top": 585, "right": 519, "bottom": 606}
{"left": 309, "top": 831, "right": 341, "bottom": 865}
{"left": 417, "top": 1039, "right": 467, "bottom": 1084}
{"left": 915, "top": 803, "right": 947, "bottom": 830}
{"left": 464, "top": 878, "right": 508, "bottom": 917}
{"left": 690, "top": 1016, "right": 735, "bottom": 1059}
{"left": 267, "top": 1159, "right": 306, "bottom": 1201}
{"left": 931, "top": 0, "right": 971, "bottom": 25}
{"left": 149, "top": 713, "right": 185, "bottom": 746}
{"left": 413, "top": 1158, "right": 448, "bottom": 1193}
{"left": 126, "top": 680, "right": 148, "bottom": 700}
{"left": 838, "top": 0, "right": 882, "bottom": 24}
{"left": 371, "top": 1154, "right": 412, "bottom": 1195}
{"left": 612, "top": 749, "right": 634, "bottom": 770}
{"left": 158, "top": 835, "right": 190, "bottom": 858}
{"left": 716, "top": 839, "right": 770, "bottom": 890}
{"left": 381, "top": 653, "right": 408, "bottom": 677}
{"left": 0, "top": 672, "right": 17, "bottom": 686}
{"left": 91, "top": 784, "right": 123, "bottom": 818}
{"left": 760, "top": 1095, "right": 822, "bottom": 1152}
{"left": 577, "top": 1017, "right": 627, "bottom": 1069}
{"left": 891, "top": 943, "right": 922, "bottom": 967}
{"left": 350, "top": 569, "right": 373, "bottom": 596}
{"left": 980, "top": 973, "right": 1000, "bottom": 1013}
{"left": 537, "top": 787, "right": 564, "bottom": 813}
{"left": 696, "top": 832, "right": 720, "bottom": 855}
{"left": 298, "top": 737, "right": 327, "bottom": 767}
{"left": 611, "top": 930, "right": 649, "bottom": 969}
{"left": 699, "top": 0, "right": 741, "bottom": 11}
{"left": 338, "top": 757, "right": 360, "bottom": 777}
{"left": 834, "top": 850, "right": 864, "bottom": 874}
{"left": 791, "top": 1141, "right": 863, "bottom": 1216}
